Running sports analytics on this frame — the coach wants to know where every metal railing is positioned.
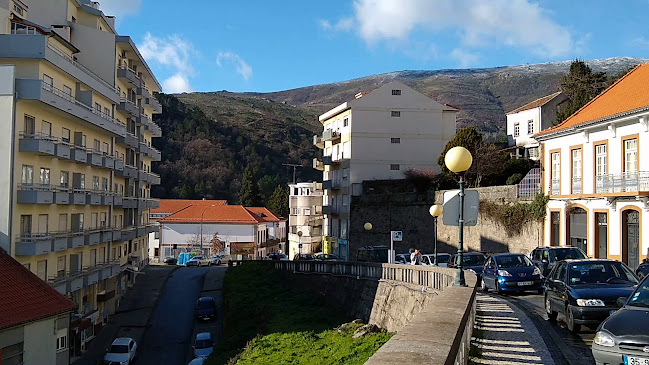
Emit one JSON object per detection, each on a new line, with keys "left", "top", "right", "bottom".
{"left": 595, "top": 172, "right": 649, "bottom": 194}
{"left": 572, "top": 177, "right": 582, "bottom": 194}
{"left": 46, "top": 42, "right": 118, "bottom": 95}
{"left": 517, "top": 167, "right": 540, "bottom": 199}
{"left": 19, "top": 132, "right": 58, "bottom": 142}
{"left": 550, "top": 179, "right": 560, "bottom": 195}
{"left": 118, "top": 64, "right": 139, "bottom": 79}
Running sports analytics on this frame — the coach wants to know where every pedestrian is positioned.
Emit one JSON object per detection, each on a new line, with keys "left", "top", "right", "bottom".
{"left": 410, "top": 249, "right": 422, "bottom": 265}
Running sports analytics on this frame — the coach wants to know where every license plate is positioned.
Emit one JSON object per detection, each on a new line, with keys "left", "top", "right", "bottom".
{"left": 517, "top": 281, "right": 533, "bottom": 286}
{"left": 625, "top": 356, "right": 649, "bottom": 365}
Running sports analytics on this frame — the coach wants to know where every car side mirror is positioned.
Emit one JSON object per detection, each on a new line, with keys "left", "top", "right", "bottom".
{"left": 616, "top": 297, "right": 627, "bottom": 307}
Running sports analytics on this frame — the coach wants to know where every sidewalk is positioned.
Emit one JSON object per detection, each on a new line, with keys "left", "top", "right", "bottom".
{"left": 470, "top": 293, "right": 555, "bottom": 365}
{"left": 73, "top": 264, "right": 178, "bottom": 365}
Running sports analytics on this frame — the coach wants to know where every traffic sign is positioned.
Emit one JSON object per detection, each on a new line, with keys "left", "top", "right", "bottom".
{"left": 391, "top": 231, "right": 403, "bottom": 242}
{"left": 442, "top": 189, "right": 479, "bottom": 227}
{"left": 298, "top": 243, "right": 303, "bottom": 249}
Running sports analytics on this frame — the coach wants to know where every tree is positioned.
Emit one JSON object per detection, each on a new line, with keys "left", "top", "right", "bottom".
{"left": 555, "top": 60, "right": 607, "bottom": 125}
{"left": 267, "top": 185, "right": 289, "bottom": 218}
{"left": 209, "top": 233, "right": 224, "bottom": 254}
{"left": 258, "top": 174, "right": 281, "bottom": 202}
{"left": 238, "top": 165, "right": 263, "bottom": 206}
{"left": 437, "top": 126, "right": 483, "bottom": 175}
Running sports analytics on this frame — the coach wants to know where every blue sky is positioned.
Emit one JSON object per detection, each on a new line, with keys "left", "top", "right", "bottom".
{"left": 100, "top": 0, "right": 649, "bottom": 93}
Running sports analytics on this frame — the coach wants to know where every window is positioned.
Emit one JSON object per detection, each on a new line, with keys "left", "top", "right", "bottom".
{"left": 527, "top": 120, "right": 534, "bottom": 134}
{"left": 62, "top": 128, "right": 71, "bottom": 143}
{"left": 57, "top": 256, "right": 66, "bottom": 278}
{"left": 56, "top": 329, "right": 67, "bottom": 352}
{"left": 343, "top": 118, "right": 348, "bottom": 127}
{"left": 92, "top": 176, "right": 100, "bottom": 190}
{"left": 391, "top": 89, "right": 401, "bottom": 95}
{"left": 60, "top": 171, "right": 69, "bottom": 188}
{"left": 41, "top": 121, "right": 52, "bottom": 137}
{"left": 595, "top": 144, "right": 607, "bottom": 176}
{"left": 551, "top": 152, "right": 560, "bottom": 194}
{"left": 390, "top": 164, "right": 400, "bottom": 171}
{"left": 71, "top": 213, "right": 84, "bottom": 232}
{"left": 90, "top": 249, "right": 97, "bottom": 267}
{"left": 571, "top": 149, "right": 582, "bottom": 182}
{"left": 94, "top": 139, "right": 100, "bottom": 152}
{"left": 624, "top": 138, "right": 638, "bottom": 173}
{"left": 102, "top": 178, "right": 109, "bottom": 191}
{"left": 24, "top": 114, "right": 35, "bottom": 134}
{"left": 40, "top": 168, "right": 50, "bottom": 185}
{"left": 38, "top": 214, "right": 48, "bottom": 234}
{"left": 91, "top": 213, "right": 98, "bottom": 229}
{"left": 58, "top": 214, "right": 67, "bottom": 232}
{"left": 43, "top": 74, "right": 53, "bottom": 90}
{"left": 13, "top": 3, "right": 24, "bottom": 15}
{"left": 20, "top": 215, "right": 32, "bottom": 235}
{"left": 1, "top": 342, "right": 24, "bottom": 365}
{"left": 95, "top": 102, "right": 101, "bottom": 114}
{"left": 102, "top": 142, "right": 109, "bottom": 155}
{"left": 391, "top": 111, "right": 401, "bottom": 117}
{"left": 391, "top": 137, "right": 401, "bottom": 144}
{"left": 100, "top": 212, "right": 107, "bottom": 227}
{"left": 36, "top": 259, "right": 47, "bottom": 281}
{"left": 514, "top": 123, "right": 520, "bottom": 137}
{"left": 21, "top": 165, "right": 34, "bottom": 184}
{"left": 104, "top": 107, "right": 111, "bottom": 118}
{"left": 111, "top": 247, "right": 116, "bottom": 260}
{"left": 99, "top": 247, "right": 106, "bottom": 263}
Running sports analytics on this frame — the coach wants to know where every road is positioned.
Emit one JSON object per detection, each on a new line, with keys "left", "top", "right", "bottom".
{"left": 136, "top": 265, "right": 225, "bottom": 365}
{"left": 497, "top": 291, "right": 596, "bottom": 365}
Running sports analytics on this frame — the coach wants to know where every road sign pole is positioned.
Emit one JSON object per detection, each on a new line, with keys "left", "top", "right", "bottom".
{"left": 389, "top": 232, "right": 394, "bottom": 264}
{"left": 455, "top": 174, "right": 466, "bottom": 287}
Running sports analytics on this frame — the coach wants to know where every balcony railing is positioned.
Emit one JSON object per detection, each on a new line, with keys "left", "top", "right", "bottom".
{"left": 595, "top": 172, "right": 649, "bottom": 194}
{"left": 550, "top": 179, "right": 560, "bottom": 195}
{"left": 571, "top": 177, "right": 582, "bottom": 194}
{"left": 46, "top": 42, "right": 118, "bottom": 95}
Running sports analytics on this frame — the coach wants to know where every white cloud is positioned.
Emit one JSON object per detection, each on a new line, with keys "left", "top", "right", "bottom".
{"left": 319, "top": 19, "right": 333, "bottom": 31}
{"left": 449, "top": 48, "right": 479, "bottom": 68}
{"left": 96, "top": 0, "right": 141, "bottom": 17}
{"left": 630, "top": 36, "right": 649, "bottom": 48}
{"left": 138, "top": 33, "right": 196, "bottom": 93}
{"left": 216, "top": 52, "right": 253, "bottom": 81}
{"left": 324, "top": 0, "right": 574, "bottom": 59}
{"left": 318, "top": 17, "right": 354, "bottom": 32}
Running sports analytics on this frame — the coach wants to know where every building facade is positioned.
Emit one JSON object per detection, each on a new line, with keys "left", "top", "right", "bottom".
{"left": 288, "top": 182, "right": 323, "bottom": 259}
{"left": 506, "top": 91, "right": 568, "bottom": 160}
{"left": 537, "top": 63, "right": 649, "bottom": 271}
{"left": 314, "top": 81, "right": 457, "bottom": 259}
{"left": 0, "top": 0, "right": 162, "bottom": 357}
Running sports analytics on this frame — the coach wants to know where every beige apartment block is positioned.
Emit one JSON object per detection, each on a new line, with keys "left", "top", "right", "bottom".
{"left": 0, "top": 0, "right": 162, "bottom": 359}
{"left": 288, "top": 182, "right": 324, "bottom": 259}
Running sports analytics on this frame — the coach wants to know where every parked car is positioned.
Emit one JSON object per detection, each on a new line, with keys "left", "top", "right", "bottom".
{"left": 395, "top": 253, "right": 411, "bottom": 265}
{"left": 592, "top": 275, "right": 649, "bottom": 364}
{"left": 186, "top": 256, "right": 209, "bottom": 267}
{"left": 209, "top": 255, "right": 222, "bottom": 266}
{"left": 104, "top": 337, "right": 137, "bottom": 365}
{"left": 530, "top": 246, "right": 588, "bottom": 277}
{"left": 188, "top": 358, "right": 205, "bottom": 365}
{"left": 193, "top": 332, "right": 214, "bottom": 358}
{"left": 544, "top": 259, "right": 639, "bottom": 333}
{"left": 195, "top": 297, "right": 217, "bottom": 321}
{"left": 293, "top": 253, "right": 315, "bottom": 261}
{"left": 421, "top": 253, "right": 451, "bottom": 267}
{"left": 315, "top": 254, "right": 342, "bottom": 261}
{"left": 636, "top": 258, "right": 649, "bottom": 278}
{"left": 163, "top": 256, "right": 177, "bottom": 265}
{"left": 448, "top": 252, "right": 487, "bottom": 278}
{"left": 357, "top": 246, "right": 389, "bottom": 263}
{"left": 265, "top": 252, "right": 289, "bottom": 261}
{"left": 481, "top": 254, "right": 543, "bottom": 294}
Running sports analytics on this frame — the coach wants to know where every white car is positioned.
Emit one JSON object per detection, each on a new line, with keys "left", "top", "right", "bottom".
{"left": 104, "top": 337, "right": 136, "bottom": 365}
{"left": 395, "top": 253, "right": 411, "bottom": 265}
{"left": 193, "top": 332, "right": 214, "bottom": 358}
{"left": 186, "top": 256, "right": 209, "bottom": 267}
{"left": 422, "top": 253, "right": 452, "bottom": 267}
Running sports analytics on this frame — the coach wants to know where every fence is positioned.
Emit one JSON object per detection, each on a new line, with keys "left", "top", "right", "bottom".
{"left": 517, "top": 167, "right": 541, "bottom": 199}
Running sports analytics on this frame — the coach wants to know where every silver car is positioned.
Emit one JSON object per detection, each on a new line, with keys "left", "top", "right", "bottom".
{"left": 186, "top": 256, "right": 209, "bottom": 267}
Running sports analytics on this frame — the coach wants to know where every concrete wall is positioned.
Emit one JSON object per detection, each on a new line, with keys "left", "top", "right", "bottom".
{"left": 162, "top": 222, "right": 255, "bottom": 247}
{"left": 0, "top": 65, "right": 14, "bottom": 253}
{"left": 70, "top": 22, "right": 116, "bottom": 85}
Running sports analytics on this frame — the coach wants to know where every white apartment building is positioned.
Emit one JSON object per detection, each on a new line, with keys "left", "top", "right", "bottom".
{"left": 288, "top": 182, "right": 323, "bottom": 259}
{"left": 506, "top": 91, "right": 568, "bottom": 160}
{"left": 536, "top": 63, "right": 649, "bottom": 271}
{"left": 314, "top": 81, "right": 457, "bottom": 259}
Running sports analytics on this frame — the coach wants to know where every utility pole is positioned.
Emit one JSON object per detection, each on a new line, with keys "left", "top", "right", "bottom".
{"left": 282, "top": 163, "right": 302, "bottom": 184}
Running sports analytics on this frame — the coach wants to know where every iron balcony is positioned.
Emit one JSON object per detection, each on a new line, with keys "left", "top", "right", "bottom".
{"left": 595, "top": 172, "right": 649, "bottom": 194}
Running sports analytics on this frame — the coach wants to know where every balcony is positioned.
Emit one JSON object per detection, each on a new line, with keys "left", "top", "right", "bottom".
{"left": 149, "top": 122, "right": 162, "bottom": 137}
{"left": 322, "top": 179, "right": 341, "bottom": 191}
{"left": 148, "top": 172, "right": 161, "bottom": 185}
{"left": 313, "top": 158, "right": 324, "bottom": 171}
{"left": 117, "top": 97, "right": 139, "bottom": 117}
{"left": 52, "top": 232, "right": 69, "bottom": 252}
{"left": 71, "top": 189, "right": 87, "bottom": 205}
{"left": 68, "top": 230, "right": 85, "bottom": 248}
{"left": 595, "top": 172, "right": 649, "bottom": 194}
{"left": 17, "top": 184, "right": 54, "bottom": 204}
{"left": 15, "top": 79, "right": 125, "bottom": 136}
{"left": 322, "top": 129, "right": 340, "bottom": 142}
{"left": 15, "top": 234, "right": 53, "bottom": 256}
{"left": 571, "top": 178, "right": 582, "bottom": 194}
{"left": 97, "top": 289, "right": 116, "bottom": 302}
{"left": 550, "top": 179, "right": 560, "bottom": 195}
{"left": 115, "top": 160, "right": 124, "bottom": 172}
{"left": 112, "top": 228, "right": 123, "bottom": 242}
{"left": 103, "top": 155, "right": 116, "bottom": 169}
{"left": 117, "top": 164, "right": 138, "bottom": 179}
{"left": 145, "top": 96, "right": 162, "bottom": 114}
{"left": 54, "top": 188, "right": 70, "bottom": 204}
{"left": 122, "top": 226, "right": 136, "bottom": 241}
{"left": 117, "top": 64, "right": 140, "bottom": 86}
{"left": 313, "top": 135, "right": 324, "bottom": 148}
{"left": 87, "top": 150, "right": 103, "bottom": 167}
{"left": 71, "top": 147, "right": 88, "bottom": 164}
{"left": 83, "top": 267, "right": 100, "bottom": 287}
{"left": 321, "top": 205, "right": 340, "bottom": 216}
{"left": 56, "top": 142, "right": 72, "bottom": 160}
{"left": 116, "top": 132, "right": 139, "bottom": 148}
{"left": 86, "top": 190, "right": 102, "bottom": 205}
{"left": 19, "top": 133, "right": 56, "bottom": 155}
{"left": 84, "top": 229, "right": 101, "bottom": 246}
{"left": 136, "top": 86, "right": 151, "bottom": 99}
{"left": 122, "top": 196, "right": 137, "bottom": 209}
{"left": 100, "top": 229, "right": 112, "bottom": 243}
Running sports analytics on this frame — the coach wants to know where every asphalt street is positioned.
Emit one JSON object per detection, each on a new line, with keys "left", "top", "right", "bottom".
{"left": 136, "top": 265, "right": 225, "bottom": 365}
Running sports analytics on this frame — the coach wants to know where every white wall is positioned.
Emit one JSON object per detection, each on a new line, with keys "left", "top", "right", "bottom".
{"left": 162, "top": 223, "right": 255, "bottom": 248}
{"left": 507, "top": 108, "right": 540, "bottom": 147}
{"left": 23, "top": 317, "right": 58, "bottom": 365}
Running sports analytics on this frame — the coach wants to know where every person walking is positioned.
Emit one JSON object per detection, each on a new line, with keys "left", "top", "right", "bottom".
{"left": 410, "top": 249, "right": 422, "bottom": 265}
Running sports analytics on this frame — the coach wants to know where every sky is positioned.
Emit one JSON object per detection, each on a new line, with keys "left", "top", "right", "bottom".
{"left": 99, "top": 0, "right": 649, "bottom": 94}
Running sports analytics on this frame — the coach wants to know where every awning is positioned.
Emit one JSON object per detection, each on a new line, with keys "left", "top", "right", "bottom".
{"left": 97, "top": 290, "right": 115, "bottom": 302}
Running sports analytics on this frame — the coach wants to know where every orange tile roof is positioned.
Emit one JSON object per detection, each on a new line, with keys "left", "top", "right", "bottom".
{"left": 160, "top": 205, "right": 261, "bottom": 224}
{"left": 537, "top": 63, "right": 649, "bottom": 136}
{"left": 507, "top": 91, "right": 562, "bottom": 114}
{"left": 245, "top": 207, "right": 286, "bottom": 222}
{"left": 151, "top": 199, "right": 228, "bottom": 215}
{"left": 0, "top": 249, "right": 76, "bottom": 330}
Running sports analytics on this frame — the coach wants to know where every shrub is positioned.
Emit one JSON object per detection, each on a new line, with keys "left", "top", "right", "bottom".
{"left": 403, "top": 168, "right": 438, "bottom": 193}
{"left": 479, "top": 192, "right": 549, "bottom": 236}
{"left": 506, "top": 173, "right": 524, "bottom": 185}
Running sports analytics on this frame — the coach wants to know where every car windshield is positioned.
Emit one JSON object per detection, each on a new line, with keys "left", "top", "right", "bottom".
{"left": 437, "top": 255, "right": 450, "bottom": 264}
{"left": 401, "top": 254, "right": 411, "bottom": 263}
{"left": 627, "top": 280, "right": 649, "bottom": 308}
{"left": 568, "top": 262, "right": 639, "bottom": 285}
{"left": 550, "top": 248, "right": 587, "bottom": 261}
{"left": 197, "top": 300, "right": 213, "bottom": 309}
{"left": 195, "top": 339, "right": 213, "bottom": 349}
{"left": 109, "top": 344, "right": 129, "bottom": 353}
{"left": 462, "top": 254, "right": 485, "bottom": 266}
{"left": 496, "top": 255, "right": 533, "bottom": 268}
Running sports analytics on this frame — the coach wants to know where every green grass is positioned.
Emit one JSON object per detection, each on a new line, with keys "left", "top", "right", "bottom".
{"left": 205, "top": 262, "right": 392, "bottom": 365}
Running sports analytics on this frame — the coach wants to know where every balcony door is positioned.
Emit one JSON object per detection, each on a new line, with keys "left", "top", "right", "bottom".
{"left": 622, "top": 209, "right": 640, "bottom": 270}
{"left": 567, "top": 208, "right": 587, "bottom": 254}
{"left": 595, "top": 212, "right": 607, "bottom": 259}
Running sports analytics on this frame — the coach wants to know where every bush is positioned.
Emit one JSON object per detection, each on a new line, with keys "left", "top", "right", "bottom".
{"left": 506, "top": 173, "right": 524, "bottom": 185}
{"left": 403, "top": 168, "right": 438, "bottom": 193}
{"left": 479, "top": 193, "right": 549, "bottom": 236}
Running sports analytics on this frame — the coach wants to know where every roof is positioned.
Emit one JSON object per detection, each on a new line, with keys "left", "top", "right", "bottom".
{"left": 112, "top": 337, "right": 134, "bottom": 345}
{"left": 506, "top": 92, "right": 562, "bottom": 115}
{"left": 160, "top": 205, "right": 262, "bottom": 224}
{"left": 0, "top": 249, "right": 76, "bottom": 330}
{"left": 537, "top": 63, "right": 649, "bottom": 136}
{"left": 245, "top": 207, "right": 286, "bottom": 222}
{"left": 152, "top": 199, "right": 228, "bottom": 215}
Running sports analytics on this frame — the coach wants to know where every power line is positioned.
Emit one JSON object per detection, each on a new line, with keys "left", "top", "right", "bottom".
{"left": 282, "top": 163, "right": 302, "bottom": 184}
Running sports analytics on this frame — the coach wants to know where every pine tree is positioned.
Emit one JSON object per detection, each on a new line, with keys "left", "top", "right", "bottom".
{"left": 267, "top": 185, "right": 289, "bottom": 218}
{"left": 555, "top": 60, "right": 607, "bottom": 125}
{"left": 238, "top": 166, "right": 263, "bottom": 206}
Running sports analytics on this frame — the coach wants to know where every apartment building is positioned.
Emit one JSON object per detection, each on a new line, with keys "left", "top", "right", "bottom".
{"left": 314, "top": 81, "right": 457, "bottom": 259}
{"left": 506, "top": 91, "right": 568, "bottom": 160}
{"left": 0, "top": 0, "right": 162, "bottom": 357}
{"left": 288, "top": 182, "right": 323, "bottom": 259}
{"left": 536, "top": 63, "right": 649, "bottom": 271}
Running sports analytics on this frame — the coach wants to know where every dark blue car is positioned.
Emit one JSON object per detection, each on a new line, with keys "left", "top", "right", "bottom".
{"left": 481, "top": 254, "right": 543, "bottom": 294}
{"left": 636, "top": 258, "right": 649, "bottom": 278}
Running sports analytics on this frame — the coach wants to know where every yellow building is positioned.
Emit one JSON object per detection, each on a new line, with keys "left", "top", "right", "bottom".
{"left": 0, "top": 0, "right": 161, "bottom": 358}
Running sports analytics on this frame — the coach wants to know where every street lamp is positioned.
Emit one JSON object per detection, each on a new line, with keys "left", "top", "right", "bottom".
{"left": 297, "top": 230, "right": 303, "bottom": 255}
{"left": 363, "top": 222, "right": 372, "bottom": 231}
{"left": 200, "top": 205, "right": 216, "bottom": 256}
{"left": 444, "top": 146, "right": 473, "bottom": 286}
{"left": 429, "top": 204, "right": 443, "bottom": 266}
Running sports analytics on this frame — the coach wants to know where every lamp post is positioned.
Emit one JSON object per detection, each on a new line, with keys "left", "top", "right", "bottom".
{"left": 200, "top": 205, "right": 216, "bottom": 256}
{"left": 429, "top": 204, "right": 443, "bottom": 266}
{"left": 297, "top": 230, "right": 303, "bottom": 255}
{"left": 444, "top": 146, "right": 473, "bottom": 286}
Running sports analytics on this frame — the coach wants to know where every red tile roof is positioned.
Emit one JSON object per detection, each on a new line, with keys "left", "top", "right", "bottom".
{"left": 537, "top": 63, "right": 649, "bottom": 136}
{"left": 507, "top": 91, "right": 562, "bottom": 115}
{"left": 0, "top": 249, "right": 76, "bottom": 330}
{"left": 160, "top": 205, "right": 261, "bottom": 224}
{"left": 245, "top": 207, "right": 286, "bottom": 222}
{"left": 151, "top": 199, "right": 228, "bottom": 215}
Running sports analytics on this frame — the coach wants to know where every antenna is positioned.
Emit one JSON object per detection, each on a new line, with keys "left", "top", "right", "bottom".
{"left": 282, "top": 163, "right": 302, "bottom": 185}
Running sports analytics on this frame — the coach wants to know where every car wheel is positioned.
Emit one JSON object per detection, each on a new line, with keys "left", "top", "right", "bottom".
{"left": 566, "top": 304, "right": 580, "bottom": 333}
{"left": 545, "top": 294, "right": 557, "bottom": 321}
{"left": 481, "top": 278, "right": 489, "bottom": 292}
{"left": 495, "top": 281, "right": 503, "bottom": 295}
{"left": 537, "top": 288, "right": 544, "bottom": 295}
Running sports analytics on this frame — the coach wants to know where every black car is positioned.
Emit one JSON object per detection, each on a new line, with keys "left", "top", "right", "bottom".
{"left": 448, "top": 252, "right": 487, "bottom": 278}
{"left": 636, "top": 258, "right": 649, "bottom": 278}
{"left": 530, "top": 246, "right": 588, "bottom": 277}
{"left": 592, "top": 275, "right": 649, "bottom": 364}
{"left": 195, "top": 297, "right": 216, "bottom": 321}
{"left": 315, "top": 254, "right": 342, "bottom": 261}
{"left": 544, "top": 259, "right": 639, "bottom": 333}
{"left": 356, "top": 246, "right": 389, "bottom": 263}
{"left": 293, "top": 253, "right": 315, "bottom": 261}
{"left": 163, "top": 257, "right": 177, "bottom": 265}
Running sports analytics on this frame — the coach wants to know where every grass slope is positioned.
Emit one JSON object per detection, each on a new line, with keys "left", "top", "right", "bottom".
{"left": 205, "top": 263, "right": 391, "bottom": 365}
